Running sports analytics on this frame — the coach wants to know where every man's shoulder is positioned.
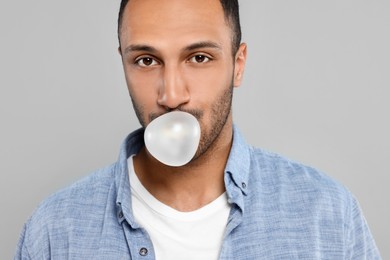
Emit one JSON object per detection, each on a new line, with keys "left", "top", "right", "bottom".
{"left": 27, "top": 163, "right": 118, "bottom": 228}
{"left": 16, "top": 162, "right": 126, "bottom": 258}
{"left": 223, "top": 136, "right": 380, "bottom": 258}
{"left": 248, "top": 146, "right": 352, "bottom": 203}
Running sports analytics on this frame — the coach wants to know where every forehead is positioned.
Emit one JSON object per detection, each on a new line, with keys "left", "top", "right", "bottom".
{"left": 120, "top": 0, "right": 231, "bottom": 49}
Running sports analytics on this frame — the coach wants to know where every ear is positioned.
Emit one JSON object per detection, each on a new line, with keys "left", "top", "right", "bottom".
{"left": 118, "top": 46, "right": 122, "bottom": 56}
{"left": 233, "top": 43, "right": 247, "bottom": 88}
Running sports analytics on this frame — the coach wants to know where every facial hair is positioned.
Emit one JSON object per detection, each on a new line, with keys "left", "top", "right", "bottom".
{"left": 193, "top": 83, "right": 233, "bottom": 160}
{"left": 130, "top": 81, "right": 234, "bottom": 163}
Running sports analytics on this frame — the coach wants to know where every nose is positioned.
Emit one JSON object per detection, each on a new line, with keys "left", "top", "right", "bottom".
{"left": 157, "top": 64, "right": 190, "bottom": 110}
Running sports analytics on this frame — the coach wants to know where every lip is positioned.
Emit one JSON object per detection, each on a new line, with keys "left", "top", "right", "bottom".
{"left": 149, "top": 108, "right": 204, "bottom": 123}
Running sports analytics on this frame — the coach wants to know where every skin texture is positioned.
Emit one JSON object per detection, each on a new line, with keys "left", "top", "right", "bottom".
{"left": 119, "top": 0, "right": 247, "bottom": 211}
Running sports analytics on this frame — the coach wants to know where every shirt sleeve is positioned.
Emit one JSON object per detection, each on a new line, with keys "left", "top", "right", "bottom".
{"left": 346, "top": 196, "right": 382, "bottom": 259}
{"left": 14, "top": 223, "right": 31, "bottom": 260}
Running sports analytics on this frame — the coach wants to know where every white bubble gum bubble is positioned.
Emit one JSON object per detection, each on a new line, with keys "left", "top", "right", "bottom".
{"left": 144, "top": 111, "right": 201, "bottom": 167}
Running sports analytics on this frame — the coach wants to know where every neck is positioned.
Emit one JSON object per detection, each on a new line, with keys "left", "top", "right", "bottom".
{"left": 133, "top": 119, "right": 233, "bottom": 212}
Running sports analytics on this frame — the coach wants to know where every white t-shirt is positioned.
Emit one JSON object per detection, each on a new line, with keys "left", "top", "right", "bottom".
{"left": 128, "top": 156, "right": 231, "bottom": 260}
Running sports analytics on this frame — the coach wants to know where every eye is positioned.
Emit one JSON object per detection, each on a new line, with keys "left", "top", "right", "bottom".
{"left": 189, "top": 55, "right": 211, "bottom": 64}
{"left": 135, "top": 57, "right": 158, "bottom": 67}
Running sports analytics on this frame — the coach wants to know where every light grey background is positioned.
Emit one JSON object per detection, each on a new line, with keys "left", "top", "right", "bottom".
{"left": 1, "top": 0, "right": 388, "bottom": 259}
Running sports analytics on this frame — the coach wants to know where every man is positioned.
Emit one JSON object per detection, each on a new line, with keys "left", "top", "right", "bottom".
{"left": 15, "top": 0, "right": 381, "bottom": 259}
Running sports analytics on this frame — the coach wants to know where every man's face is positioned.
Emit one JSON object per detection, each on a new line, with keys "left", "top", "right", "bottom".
{"left": 119, "top": 0, "right": 246, "bottom": 159}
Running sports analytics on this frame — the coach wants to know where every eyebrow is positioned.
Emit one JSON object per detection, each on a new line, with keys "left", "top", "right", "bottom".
{"left": 182, "top": 41, "right": 222, "bottom": 52}
{"left": 123, "top": 41, "right": 222, "bottom": 56}
{"left": 124, "top": 44, "right": 157, "bottom": 55}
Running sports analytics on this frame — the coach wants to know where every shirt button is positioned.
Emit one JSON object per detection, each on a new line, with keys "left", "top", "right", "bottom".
{"left": 139, "top": 247, "right": 148, "bottom": 256}
{"left": 241, "top": 182, "right": 247, "bottom": 189}
{"left": 118, "top": 211, "right": 123, "bottom": 219}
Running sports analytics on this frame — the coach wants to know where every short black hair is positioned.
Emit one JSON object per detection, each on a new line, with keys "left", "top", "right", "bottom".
{"left": 117, "top": 0, "right": 242, "bottom": 55}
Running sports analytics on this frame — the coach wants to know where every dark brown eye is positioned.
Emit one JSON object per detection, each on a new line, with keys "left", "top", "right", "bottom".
{"left": 136, "top": 57, "right": 157, "bottom": 67}
{"left": 189, "top": 55, "right": 210, "bottom": 63}
{"left": 195, "top": 55, "right": 206, "bottom": 63}
{"left": 142, "top": 58, "right": 153, "bottom": 66}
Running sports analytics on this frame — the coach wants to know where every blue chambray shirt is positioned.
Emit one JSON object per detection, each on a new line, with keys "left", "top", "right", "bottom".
{"left": 15, "top": 126, "right": 381, "bottom": 259}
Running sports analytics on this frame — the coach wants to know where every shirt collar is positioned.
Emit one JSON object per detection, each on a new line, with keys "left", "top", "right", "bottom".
{"left": 114, "top": 125, "right": 251, "bottom": 224}
{"left": 115, "top": 128, "right": 145, "bottom": 227}
{"left": 224, "top": 125, "right": 251, "bottom": 211}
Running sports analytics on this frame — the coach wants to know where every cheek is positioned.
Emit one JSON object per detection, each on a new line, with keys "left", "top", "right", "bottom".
{"left": 184, "top": 65, "right": 232, "bottom": 104}
{"left": 124, "top": 69, "right": 160, "bottom": 107}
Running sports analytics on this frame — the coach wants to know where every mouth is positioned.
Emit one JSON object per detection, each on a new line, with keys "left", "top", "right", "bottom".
{"left": 149, "top": 107, "right": 204, "bottom": 123}
{"left": 144, "top": 111, "right": 201, "bottom": 167}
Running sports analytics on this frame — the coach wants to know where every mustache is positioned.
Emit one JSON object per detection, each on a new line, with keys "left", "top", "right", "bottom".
{"left": 149, "top": 107, "right": 204, "bottom": 122}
